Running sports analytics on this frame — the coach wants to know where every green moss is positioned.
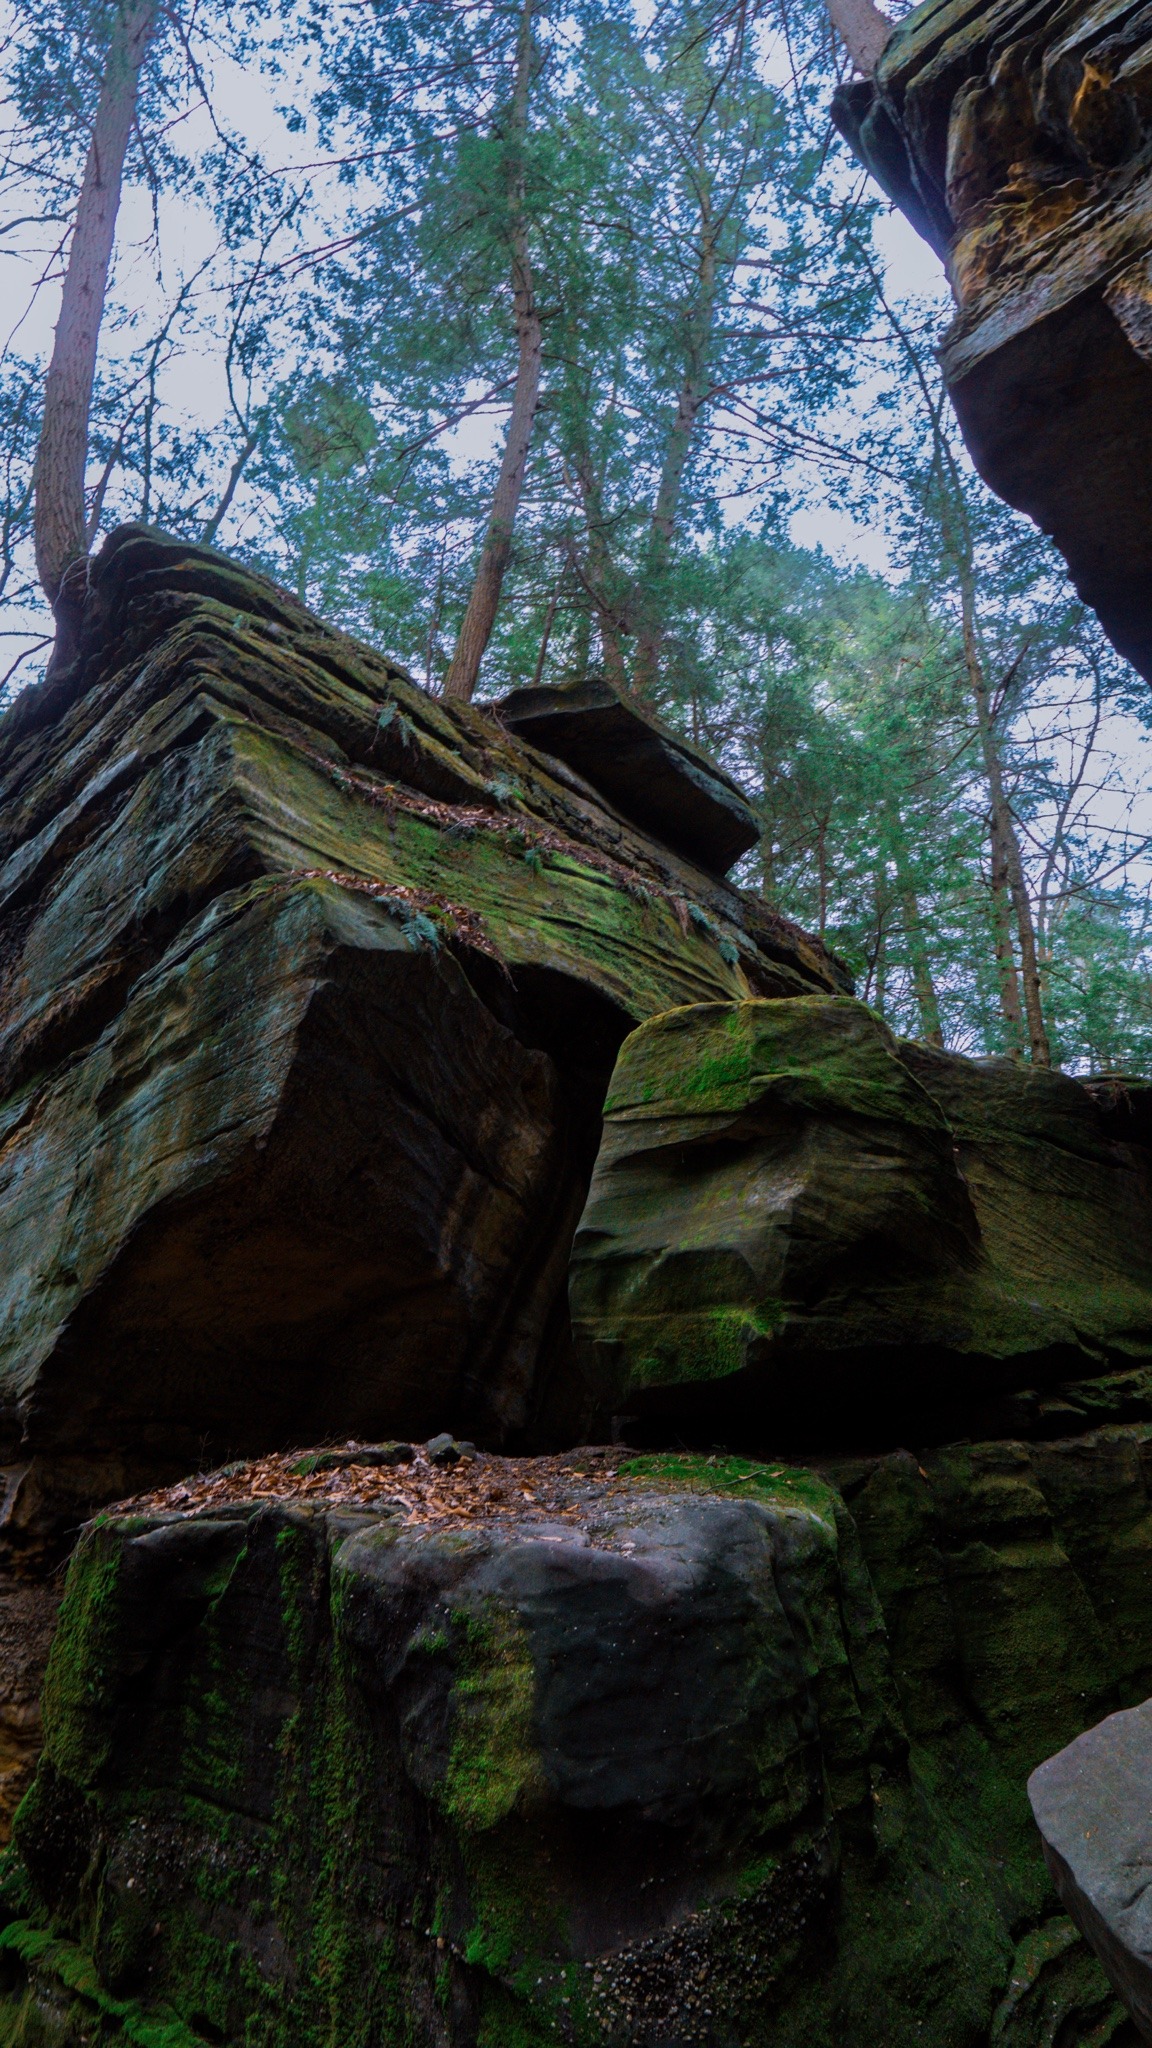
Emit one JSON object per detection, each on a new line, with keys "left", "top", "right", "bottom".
{"left": 474, "top": 1982, "right": 553, "bottom": 2048}
{"left": 39, "top": 1527, "right": 125, "bottom": 1786}
{"left": 604, "top": 996, "right": 947, "bottom": 1124}
{"left": 441, "top": 1607, "right": 544, "bottom": 1833}
{"left": 619, "top": 1449, "right": 841, "bottom": 1523}
{"left": 231, "top": 723, "right": 753, "bottom": 1023}
{"left": 0, "top": 1924, "right": 208, "bottom": 2048}
{"left": 607, "top": 1304, "right": 782, "bottom": 1388}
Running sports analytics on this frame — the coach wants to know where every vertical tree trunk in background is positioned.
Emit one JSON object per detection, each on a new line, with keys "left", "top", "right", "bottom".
{"left": 826, "top": 0, "right": 894, "bottom": 75}
{"left": 900, "top": 886, "right": 944, "bottom": 1045}
{"left": 570, "top": 603, "right": 592, "bottom": 677}
{"left": 872, "top": 881, "right": 889, "bottom": 1017}
{"left": 442, "top": 0, "right": 541, "bottom": 703}
{"left": 960, "top": 591, "right": 1051, "bottom": 1064}
{"left": 889, "top": 815, "right": 944, "bottom": 1046}
{"left": 816, "top": 818, "right": 829, "bottom": 939}
{"left": 34, "top": 0, "right": 158, "bottom": 610}
{"left": 986, "top": 819, "right": 1026, "bottom": 1055}
{"left": 529, "top": 577, "right": 561, "bottom": 687}
{"left": 571, "top": 455, "right": 629, "bottom": 690}
{"left": 201, "top": 432, "right": 259, "bottom": 546}
{"left": 632, "top": 165, "right": 717, "bottom": 700}
{"left": 1002, "top": 801, "right": 1052, "bottom": 1065}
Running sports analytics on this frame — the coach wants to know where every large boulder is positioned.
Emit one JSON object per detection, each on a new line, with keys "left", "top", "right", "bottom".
{"left": 832, "top": 0, "right": 1152, "bottom": 686}
{"left": 3, "top": 879, "right": 590, "bottom": 1469}
{"left": 1029, "top": 1700, "right": 1152, "bottom": 2042}
{"left": 1, "top": 1429, "right": 1148, "bottom": 2047}
{"left": 569, "top": 996, "right": 1152, "bottom": 1447}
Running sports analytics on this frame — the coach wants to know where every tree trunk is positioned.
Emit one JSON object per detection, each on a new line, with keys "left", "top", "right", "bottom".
{"left": 888, "top": 813, "right": 944, "bottom": 1046}
{"left": 442, "top": 0, "right": 541, "bottom": 703}
{"left": 1001, "top": 797, "right": 1052, "bottom": 1066}
{"left": 872, "top": 879, "right": 888, "bottom": 1018}
{"left": 986, "top": 813, "right": 1026, "bottom": 1056}
{"left": 34, "top": 0, "right": 158, "bottom": 610}
{"left": 900, "top": 885, "right": 944, "bottom": 1046}
{"left": 570, "top": 454, "right": 629, "bottom": 689}
{"left": 632, "top": 165, "right": 717, "bottom": 699}
{"left": 960, "top": 591, "right": 1051, "bottom": 1064}
{"left": 826, "top": 0, "right": 894, "bottom": 76}
{"left": 201, "top": 431, "right": 259, "bottom": 546}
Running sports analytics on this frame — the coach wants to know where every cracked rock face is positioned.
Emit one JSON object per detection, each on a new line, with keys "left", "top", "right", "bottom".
{"left": 0, "top": 523, "right": 844, "bottom": 1845}
{"left": 833, "top": 0, "right": 1152, "bottom": 685}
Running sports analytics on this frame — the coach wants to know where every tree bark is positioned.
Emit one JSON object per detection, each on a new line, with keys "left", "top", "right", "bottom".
{"left": 960, "top": 591, "right": 1051, "bottom": 1064}
{"left": 34, "top": 0, "right": 158, "bottom": 608}
{"left": 888, "top": 812, "right": 944, "bottom": 1046}
{"left": 442, "top": 0, "right": 541, "bottom": 703}
{"left": 633, "top": 162, "right": 717, "bottom": 699}
{"left": 569, "top": 454, "right": 629, "bottom": 689}
{"left": 826, "top": 0, "right": 894, "bottom": 77}
{"left": 900, "top": 885, "right": 945, "bottom": 1045}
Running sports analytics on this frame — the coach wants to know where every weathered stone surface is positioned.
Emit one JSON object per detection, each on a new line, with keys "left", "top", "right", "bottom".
{"left": 833, "top": 0, "right": 1152, "bottom": 683}
{"left": 496, "top": 678, "right": 761, "bottom": 877}
{"left": 0, "top": 527, "right": 847, "bottom": 1843}
{"left": 1029, "top": 1700, "right": 1152, "bottom": 2042}
{"left": 0, "top": 525, "right": 844, "bottom": 1527}
{"left": 569, "top": 996, "right": 1152, "bottom": 1447}
{"left": 1, "top": 1432, "right": 1147, "bottom": 2047}
{"left": 0, "top": 1570, "right": 58, "bottom": 1848}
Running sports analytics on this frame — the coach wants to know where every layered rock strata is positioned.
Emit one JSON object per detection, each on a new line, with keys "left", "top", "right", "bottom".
{"left": 1, "top": 1432, "right": 1149, "bottom": 2047}
{"left": 0, "top": 523, "right": 844, "bottom": 1834}
{"left": 496, "top": 679, "right": 762, "bottom": 876}
{"left": 570, "top": 995, "right": 1152, "bottom": 1450}
{"left": 833, "top": 0, "right": 1152, "bottom": 683}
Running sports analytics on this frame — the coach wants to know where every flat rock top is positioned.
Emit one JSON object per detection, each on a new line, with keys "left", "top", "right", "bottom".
{"left": 495, "top": 678, "right": 761, "bottom": 876}
{"left": 104, "top": 1440, "right": 827, "bottom": 1537}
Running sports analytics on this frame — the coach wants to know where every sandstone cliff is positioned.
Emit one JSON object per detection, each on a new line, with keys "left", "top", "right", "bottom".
{"left": 1, "top": 526, "right": 1150, "bottom": 2046}
{"left": 834, "top": 0, "right": 1152, "bottom": 683}
{"left": 0, "top": 523, "right": 841, "bottom": 1837}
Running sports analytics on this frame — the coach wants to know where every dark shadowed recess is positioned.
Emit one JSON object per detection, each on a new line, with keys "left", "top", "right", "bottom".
{"left": 13, "top": 956, "right": 632, "bottom": 1479}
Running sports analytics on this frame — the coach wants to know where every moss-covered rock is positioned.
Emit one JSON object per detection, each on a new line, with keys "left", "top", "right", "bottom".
{"left": 0, "top": 527, "right": 845, "bottom": 1539}
{"left": 1, "top": 1434, "right": 1148, "bottom": 2046}
{"left": 569, "top": 997, "right": 1152, "bottom": 1448}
